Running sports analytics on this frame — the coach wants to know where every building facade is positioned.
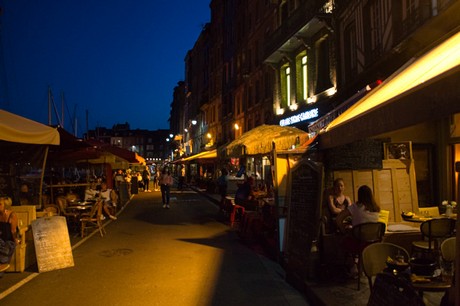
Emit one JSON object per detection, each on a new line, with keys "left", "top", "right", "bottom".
{"left": 85, "top": 124, "right": 171, "bottom": 164}
{"left": 169, "top": 0, "right": 460, "bottom": 205}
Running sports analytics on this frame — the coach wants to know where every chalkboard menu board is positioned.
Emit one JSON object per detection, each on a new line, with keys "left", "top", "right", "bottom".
{"left": 325, "top": 138, "right": 384, "bottom": 170}
{"left": 32, "top": 216, "right": 74, "bottom": 273}
{"left": 286, "top": 160, "right": 323, "bottom": 282}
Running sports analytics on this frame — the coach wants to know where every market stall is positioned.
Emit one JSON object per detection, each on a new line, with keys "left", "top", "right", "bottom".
{"left": 222, "top": 124, "right": 316, "bottom": 259}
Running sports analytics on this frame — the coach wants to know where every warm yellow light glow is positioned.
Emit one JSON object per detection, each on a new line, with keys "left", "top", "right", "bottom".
{"left": 307, "top": 96, "right": 317, "bottom": 104}
{"left": 181, "top": 149, "right": 217, "bottom": 161}
{"left": 326, "top": 31, "right": 460, "bottom": 131}
{"left": 325, "top": 87, "right": 337, "bottom": 96}
{"left": 206, "top": 133, "right": 212, "bottom": 139}
{"left": 234, "top": 123, "right": 239, "bottom": 130}
{"left": 289, "top": 103, "right": 298, "bottom": 111}
{"left": 276, "top": 108, "right": 285, "bottom": 115}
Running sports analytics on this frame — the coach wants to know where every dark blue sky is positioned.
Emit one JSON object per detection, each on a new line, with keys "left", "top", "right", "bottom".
{"left": 0, "top": 0, "right": 210, "bottom": 136}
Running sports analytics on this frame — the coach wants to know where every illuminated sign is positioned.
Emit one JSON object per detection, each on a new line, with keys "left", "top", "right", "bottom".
{"left": 279, "top": 108, "right": 319, "bottom": 126}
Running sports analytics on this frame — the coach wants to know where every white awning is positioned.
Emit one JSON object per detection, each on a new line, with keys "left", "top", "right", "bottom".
{"left": 0, "top": 109, "right": 60, "bottom": 145}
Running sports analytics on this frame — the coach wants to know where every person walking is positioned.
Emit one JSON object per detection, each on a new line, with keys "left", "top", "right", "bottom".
{"left": 142, "top": 166, "right": 151, "bottom": 192}
{"left": 178, "top": 165, "right": 186, "bottom": 191}
{"left": 160, "top": 169, "right": 173, "bottom": 208}
{"left": 217, "top": 168, "right": 228, "bottom": 210}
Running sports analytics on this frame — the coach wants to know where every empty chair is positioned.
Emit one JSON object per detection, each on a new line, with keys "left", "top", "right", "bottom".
{"left": 362, "top": 242, "right": 410, "bottom": 291}
{"left": 418, "top": 206, "right": 440, "bottom": 217}
{"left": 56, "top": 196, "right": 80, "bottom": 232}
{"left": 347, "top": 222, "right": 386, "bottom": 290}
{"left": 411, "top": 218, "right": 455, "bottom": 259}
{"left": 440, "top": 237, "right": 456, "bottom": 262}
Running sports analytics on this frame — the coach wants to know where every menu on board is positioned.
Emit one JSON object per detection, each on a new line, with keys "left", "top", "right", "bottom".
{"left": 285, "top": 160, "right": 323, "bottom": 282}
{"left": 31, "top": 216, "right": 74, "bottom": 273}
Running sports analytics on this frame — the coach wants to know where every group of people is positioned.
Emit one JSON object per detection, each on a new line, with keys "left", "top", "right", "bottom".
{"left": 325, "top": 178, "right": 381, "bottom": 278}
{"left": 84, "top": 181, "right": 118, "bottom": 221}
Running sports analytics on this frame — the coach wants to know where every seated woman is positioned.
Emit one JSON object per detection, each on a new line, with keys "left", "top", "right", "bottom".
{"left": 0, "top": 195, "right": 18, "bottom": 272}
{"left": 336, "top": 185, "right": 380, "bottom": 232}
{"left": 336, "top": 185, "right": 381, "bottom": 277}
{"left": 324, "top": 178, "right": 352, "bottom": 233}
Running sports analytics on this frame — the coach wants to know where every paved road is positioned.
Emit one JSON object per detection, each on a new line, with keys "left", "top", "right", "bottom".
{"left": 1, "top": 189, "right": 309, "bottom": 306}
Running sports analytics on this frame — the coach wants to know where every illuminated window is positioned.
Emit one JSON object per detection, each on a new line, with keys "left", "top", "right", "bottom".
{"left": 286, "top": 67, "right": 291, "bottom": 106}
{"left": 302, "top": 56, "right": 307, "bottom": 101}
{"left": 280, "top": 64, "right": 291, "bottom": 108}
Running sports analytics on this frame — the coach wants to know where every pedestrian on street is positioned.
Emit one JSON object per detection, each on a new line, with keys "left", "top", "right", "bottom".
{"left": 160, "top": 168, "right": 173, "bottom": 208}
{"left": 178, "top": 165, "right": 186, "bottom": 191}
{"left": 142, "top": 166, "right": 151, "bottom": 192}
{"left": 217, "top": 168, "right": 228, "bottom": 210}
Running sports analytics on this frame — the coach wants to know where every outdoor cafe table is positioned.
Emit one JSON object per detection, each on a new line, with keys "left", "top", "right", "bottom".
{"left": 382, "top": 269, "right": 452, "bottom": 298}
{"left": 66, "top": 201, "right": 93, "bottom": 217}
{"left": 401, "top": 213, "right": 457, "bottom": 223}
{"left": 382, "top": 223, "right": 422, "bottom": 255}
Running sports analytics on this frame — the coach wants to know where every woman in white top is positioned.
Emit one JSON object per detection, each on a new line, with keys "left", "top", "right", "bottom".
{"left": 336, "top": 185, "right": 380, "bottom": 232}
{"left": 336, "top": 185, "right": 380, "bottom": 278}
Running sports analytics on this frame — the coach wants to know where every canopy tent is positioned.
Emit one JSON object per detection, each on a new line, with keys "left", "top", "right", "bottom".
{"left": 101, "top": 145, "right": 146, "bottom": 165}
{"left": 224, "top": 124, "right": 311, "bottom": 157}
{"left": 0, "top": 109, "right": 60, "bottom": 145}
{"left": 84, "top": 140, "right": 146, "bottom": 167}
{"left": 0, "top": 110, "right": 60, "bottom": 206}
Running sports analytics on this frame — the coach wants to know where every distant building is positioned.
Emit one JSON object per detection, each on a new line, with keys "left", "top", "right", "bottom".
{"left": 84, "top": 125, "right": 171, "bottom": 164}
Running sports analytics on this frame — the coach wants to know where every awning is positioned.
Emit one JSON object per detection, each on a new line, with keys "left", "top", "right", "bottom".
{"left": 85, "top": 140, "right": 146, "bottom": 165}
{"left": 0, "top": 109, "right": 60, "bottom": 145}
{"left": 319, "top": 30, "right": 460, "bottom": 149}
{"left": 181, "top": 149, "right": 217, "bottom": 162}
{"left": 225, "top": 124, "right": 310, "bottom": 157}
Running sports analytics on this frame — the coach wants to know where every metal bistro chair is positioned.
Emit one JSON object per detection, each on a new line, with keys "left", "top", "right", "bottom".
{"left": 362, "top": 242, "right": 410, "bottom": 291}
{"left": 350, "top": 222, "right": 386, "bottom": 290}
{"left": 411, "top": 218, "right": 455, "bottom": 260}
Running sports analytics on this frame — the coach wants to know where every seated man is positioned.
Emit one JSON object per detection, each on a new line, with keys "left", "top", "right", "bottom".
{"left": 98, "top": 182, "right": 118, "bottom": 220}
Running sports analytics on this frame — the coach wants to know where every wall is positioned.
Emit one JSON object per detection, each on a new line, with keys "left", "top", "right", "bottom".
{"left": 334, "top": 159, "right": 418, "bottom": 223}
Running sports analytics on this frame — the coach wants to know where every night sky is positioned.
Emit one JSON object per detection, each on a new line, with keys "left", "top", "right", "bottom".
{"left": 0, "top": 0, "right": 210, "bottom": 136}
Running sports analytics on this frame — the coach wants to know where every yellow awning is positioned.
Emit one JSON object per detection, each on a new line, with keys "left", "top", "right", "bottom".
{"left": 181, "top": 149, "right": 217, "bottom": 162}
{"left": 225, "top": 124, "right": 310, "bottom": 157}
{"left": 325, "top": 30, "right": 460, "bottom": 132}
